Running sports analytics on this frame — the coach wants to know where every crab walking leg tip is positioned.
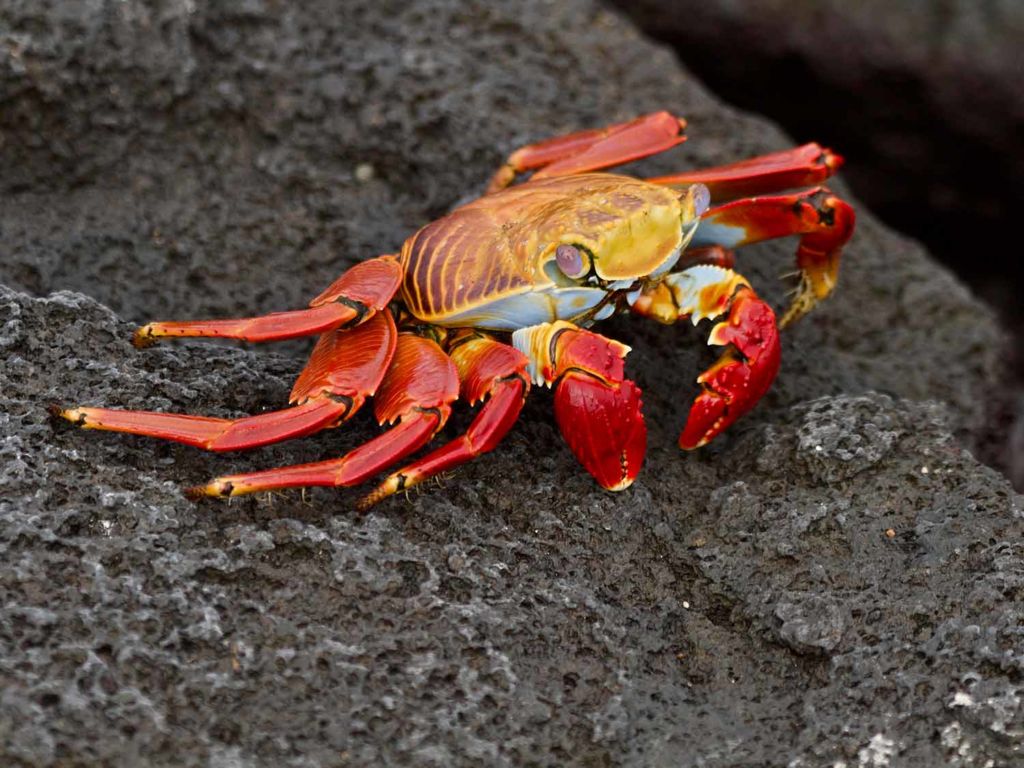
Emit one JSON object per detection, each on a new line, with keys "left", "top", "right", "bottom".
{"left": 49, "top": 403, "right": 70, "bottom": 420}
{"left": 50, "top": 404, "right": 94, "bottom": 429}
{"left": 356, "top": 479, "right": 400, "bottom": 511}
{"left": 52, "top": 405, "right": 94, "bottom": 428}
{"left": 132, "top": 325, "right": 156, "bottom": 348}
{"left": 185, "top": 479, "right": 238, "bottom": 500}
{"left": 131, "top": 321, "right": 199, "bottom": 345}
{"left": 185, "top": 484, "right": 214, "bottom": 501}
{"left": 779, "top": 293, "right": 815, "bottom": 328}
{"left": 357, "top": 466, "right": 421, "bottom": 509}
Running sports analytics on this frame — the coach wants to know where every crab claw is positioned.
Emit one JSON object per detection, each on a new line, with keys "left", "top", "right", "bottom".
{"left": 514, "top": 322, "right": 647, "bottom": 491}
{"left": 555, "top": 372, "right": 647, "bottom": 491}
{"left": 679, "top": 286, "right": 780, "bottom": 449}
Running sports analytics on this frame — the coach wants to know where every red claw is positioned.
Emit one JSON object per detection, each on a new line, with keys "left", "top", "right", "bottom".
{"left": 516, "top": 323, "right": 648, "bottom": 491}
{"left": 679, "top": 288, "right": 781, "bottom": 449}
{"left": 555, "top": 373, "right": 646, "bottom": 491}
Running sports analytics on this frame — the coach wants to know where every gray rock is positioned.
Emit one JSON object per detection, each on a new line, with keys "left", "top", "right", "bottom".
{"left": 774, "top": 594, "right": 847, "bottom": 654}
{"left": 0, "top": 1, "right": 1020, "bottom": 766}
{"left": 794, "top": 393, "right": 916, "bottom": 483}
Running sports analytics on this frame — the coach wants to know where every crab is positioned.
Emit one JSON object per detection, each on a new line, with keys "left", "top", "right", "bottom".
{"left": 56, "top": 111, "right": 854, "bottom": 508}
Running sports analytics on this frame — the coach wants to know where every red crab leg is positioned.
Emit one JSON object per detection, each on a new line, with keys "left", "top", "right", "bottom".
{"left": 692, "top": 188, "right": 856, "bottom": 325}
{"left": 132, "top": 255, "right": 402, "bottom": 347}
{"left": 187, "top": 334, "right": 460, "bottom": 497}
{"left": 487, "top": 111, "right": 687, "bottom": 192}
{"left": 632, "top": 265, "right": 781, "bottom": 448}
{"left": 55, "top": 311, "right": 397, "bottom": 451}
{"left": 675, "top": 245, "right": 736, "bottom": 271}
{"left": 512, "top": 322, "right": 647, "bottom": 491}
{"left": 357, "top": 335, "right": 530, "bottom": 509}
{"left": 648, "top": 143, "right": 843, "bottom": 202}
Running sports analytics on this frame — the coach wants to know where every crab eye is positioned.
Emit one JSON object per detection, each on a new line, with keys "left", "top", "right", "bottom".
{"left": 692, "top": 183, "right": 711, "bottom": 217}
{"left": 555, "top": 244, "right": 588, "bottom": 278}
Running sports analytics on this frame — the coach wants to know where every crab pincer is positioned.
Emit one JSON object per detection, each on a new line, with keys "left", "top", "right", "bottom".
{"left": 632, "top": 264, "right": 781, "bottom": 450}
{"left": 678, "top": 287, "right": 780, "bottom": 448}
{"left": 513, "top": 322, "right": 647, "bottom": 491}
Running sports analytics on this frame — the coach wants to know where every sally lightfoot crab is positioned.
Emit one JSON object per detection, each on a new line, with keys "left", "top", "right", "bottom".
{"left": 56, "top": 112, "right": 855, "bottom": 508}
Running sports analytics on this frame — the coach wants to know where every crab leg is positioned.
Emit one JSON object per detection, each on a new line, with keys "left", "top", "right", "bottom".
{"left": 357, "top": 335, "right": 530, "bottom": 509}
{"left": 188, "top": 334, "right": 460, "bottom": 497}
{"left": 132, "top": 255, "right": 403, "bottom": 346}
{"left": 674, "top": 245, "right": 736, "bottom": 271}
{"left": 55, "top": 311, "right": 397, "bottom": 451}
{"left": 512, "top": 322, "right": 647, "bottom": 491}
{"left": 487, "top": 111, "right": 687, "bottom": 192}
{"left": 691, "top": 188, "right": 855, "bottom": 325}
{"left": 648, "top": 143, "right": 843, "bottom": 201}
{"left": 647, "top": 147, "right": 853, "bottom": 324}
{"left": 632, "top": 265, "right": 781, "bottom": 448}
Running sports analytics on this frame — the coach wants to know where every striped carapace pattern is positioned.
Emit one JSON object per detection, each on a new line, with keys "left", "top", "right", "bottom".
{"left": 400, "top": 174, "right": 684, "bottom": 325}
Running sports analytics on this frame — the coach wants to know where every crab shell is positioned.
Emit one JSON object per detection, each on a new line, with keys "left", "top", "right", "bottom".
{"left": 399, "top": 174, "right": 709, "bottom": 330}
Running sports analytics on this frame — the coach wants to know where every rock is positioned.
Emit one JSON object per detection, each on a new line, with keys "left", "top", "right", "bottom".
{"left": 792, "top": 393, "right": 917, "bottom": 483}
{"left": 0, "top": 1, "right": 1020, "bottom": 766}
{"left": 774, "top": 594, "right": 847, "bottom": 654}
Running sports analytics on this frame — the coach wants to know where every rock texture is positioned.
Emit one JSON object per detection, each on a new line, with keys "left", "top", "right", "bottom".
{"left": 1, "top": 1, "right": 1020, "bottom": 766}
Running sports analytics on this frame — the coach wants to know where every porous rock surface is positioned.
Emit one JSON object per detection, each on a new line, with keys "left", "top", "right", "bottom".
{"left": 0, "top": 1, "right": 1020, "bottom": 766}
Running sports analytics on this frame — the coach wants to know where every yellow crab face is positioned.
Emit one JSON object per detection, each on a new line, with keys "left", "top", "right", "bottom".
{"left": 535, "top": 178, "right": 709, "bottom": 284}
